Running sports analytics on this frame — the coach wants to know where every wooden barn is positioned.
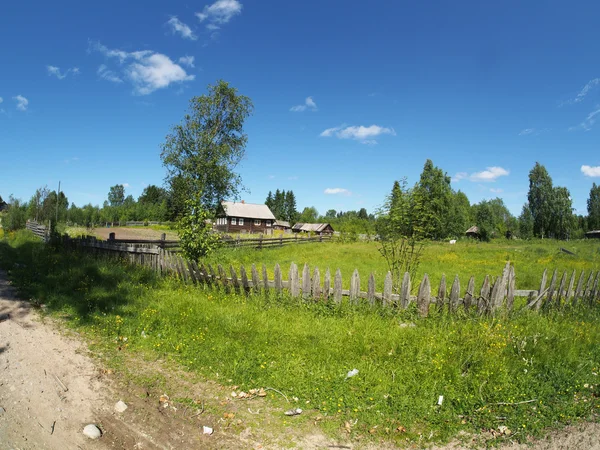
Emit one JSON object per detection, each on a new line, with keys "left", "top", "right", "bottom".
{"left": 215, "top": 201, "right": 276, "bottom": 234}
{"left": 291, "top": 223, "right": 334, "bottom": 235}
{"left": 585, "top": 230, "right": 600, "bottom": 239}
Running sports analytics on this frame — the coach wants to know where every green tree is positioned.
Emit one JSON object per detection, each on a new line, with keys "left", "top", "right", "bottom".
{"left": 446, "top": 190, "right": 471, "bottom": 238}
{"left": 161, "top": 80, "right": 254, "bottom": 214}
{"left": 527, "top": 162, "right": 553, "bottom": 238}
{"left": 411, "top": 160, "right": 452, "bottom": 239}
{"left": 4, "top": 195, "right": 28, "bottom": 231}
{"left": 265, "top": 191, "right": 274, "bottom": 210}
{"left": 548, "top": 186, "right": 574, "bottom": 239}
{"left": 325, "top": 209, "right": 337, "bottom": 219}
{"left": 588, "top": 183, "right": 600, "bottom": 231}
{"left": 475, "top": 200, "right": 494, "bottom": 241}
{"left": 299, "top": 206, "right": 319, "bottom": 223}
{"left": 108, "top": 184, "right": 125, "bottom": 207}
{"left": 284, "top": 190, "right": 299, "bottom": 223}
{"left": 139, "top": 185, "right": 168, "bottom": 205}
{"left": 177, "top": 195, "right": 220, "bottom": 261}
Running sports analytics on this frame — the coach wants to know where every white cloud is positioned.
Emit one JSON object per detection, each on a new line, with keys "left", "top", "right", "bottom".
{"left": 97, "top": 64, "right": 123, "bottom": 83}
{"left": 13, "top": 95, "right": 28, "bottom": 111}
{"left": 178, "top": 55, "right": 195, "bottom": 68}
{"left": 47, "top": 65, "right": 79, "bottom": 80}
{"left": 320, "top": 124, "right": 395, "bottom": 144}
{"left": 572, "top": 78, "right": 600, "bottom": 104}
{"left": 490, "top": 188, "right": 504, "bottom": 193}
{"left": 167, "top": 17, "right": 197, "bottom": 40}
{"left": 324, "top": 188, "right": 352, "bottom": 196}
{"left": 570, "top": 107, "right": 600, "bottom": 131}
{"left": 452, "top": 167, "right": 509, "bottom": 183}
{"left": 123, "top": 183, "right": 130, "bottom": 188}
{"left": 581, "top": 165, "right": 600, "bottom": 177}
{"left": 196, "top": 0, "right": 242, "bottom": 25}
{"left": 290, "top": 96, "right": 317, "bottom": 112}
{"left": 91, "top": 41, "right": 194, "bottom": 95}
{"left": 519, "top": 128, "right": 535, "bottom": 136}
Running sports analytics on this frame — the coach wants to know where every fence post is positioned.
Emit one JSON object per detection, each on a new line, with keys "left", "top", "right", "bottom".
{"left": 383, "top": 272, "right": 392, "bottom": 307}
{"left": 350, "top": 269, "right": 360, "bottom": 304}
{"left": 302, "top": 264, "right": 311, "bottom": 299}
{"left": 258, "top": 234, "right": 263, "bottom": 250}
{"left": 400, "top": 272, "right": 411, "bottom": 309}
{"left": 367, "top": 273, "right": 375, "bottom": 305}
{"left": 289, "top": 263, "right": 299, "bottom": 297}
{"left": 324, "top": 268, "right": 331, "bottom": 301}
{"left": 160, "top": 233, "right": 166, "bottom": 249}
{"left": 312, "top": 267, "right": 321, "bottom": 299}
{"left": 333, "top": 269, "right": 342, "bottom": 303}
{"left": 417, "top": 274, "right": 431, "bottom": 317}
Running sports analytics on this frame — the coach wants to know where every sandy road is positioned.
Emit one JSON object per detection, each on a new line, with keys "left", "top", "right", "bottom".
{"left": 0, "top": 270, "right": 107, "bottom": 449}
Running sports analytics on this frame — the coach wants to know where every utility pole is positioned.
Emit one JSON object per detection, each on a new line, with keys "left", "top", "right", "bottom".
{"left": 55, "top": 181, "right": 61, "bottom": 226}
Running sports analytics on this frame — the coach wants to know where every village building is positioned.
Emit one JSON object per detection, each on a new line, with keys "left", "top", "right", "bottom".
{"left": 291, "top": 223, "right": 334, "bottom": 235}
{"left": 273, "top": 220, "right": 292, "bottom": 232}
{"left": 215, "top": 201, "right": 276, "bottom": 234}
{"left": 585, "top": 230, "right": 600, "bottom": 239}
{"left": 465, "top": 225, "right": 480, "bottom": 238}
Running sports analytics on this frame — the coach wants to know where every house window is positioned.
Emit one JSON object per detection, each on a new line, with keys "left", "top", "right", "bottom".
{"left": 239, "top": 218, "right": 244, "bottom": 226}
{"left": 254, "top": 219, "right": 261, "bottom": 226}
{"left": 231, "top": 217, "right": 237, "bottom": 225}
{"left": 266, "top": 220, "right": 272, "bottom": 227}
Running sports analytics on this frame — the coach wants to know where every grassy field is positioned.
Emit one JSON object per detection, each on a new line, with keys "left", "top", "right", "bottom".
{"left": 204, "top": 238, "right": 600, "bottom": 292}
{"left": 1, "top": 229, "right": 599, "bottom": 446}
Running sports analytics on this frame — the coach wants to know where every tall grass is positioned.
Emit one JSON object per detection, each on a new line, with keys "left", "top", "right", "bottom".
{"left": 1, "top": 230, "right": 599, "bottom": 445}
{"left": 204, "top": 239, "right": 600, "bottom": 291}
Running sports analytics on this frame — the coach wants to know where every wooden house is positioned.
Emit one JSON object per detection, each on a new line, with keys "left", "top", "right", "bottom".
{"left": 291, "top": 223, "right": 334, "bottom": 235}
{"left": 215, "top": 201, "right": 276, "bottom": 234}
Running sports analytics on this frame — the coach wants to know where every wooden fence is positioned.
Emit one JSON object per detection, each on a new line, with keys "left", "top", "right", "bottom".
{"left": 26, "top": 221, "right": 49, "bottom": 242}
{"left": 63, "top": 236, "right": 599, "bottom": 316}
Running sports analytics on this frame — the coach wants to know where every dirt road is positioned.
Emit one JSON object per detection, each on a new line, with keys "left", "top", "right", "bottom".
{"left": 0, "top": 270, "right": 106, "bottom": 449}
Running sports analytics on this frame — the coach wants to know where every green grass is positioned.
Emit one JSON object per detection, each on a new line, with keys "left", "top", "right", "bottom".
{"left": 1, "top": 230, "right": 600, "bottom": 446}
{"left": 204, "top": 238, "right": 600, "bottom": 291}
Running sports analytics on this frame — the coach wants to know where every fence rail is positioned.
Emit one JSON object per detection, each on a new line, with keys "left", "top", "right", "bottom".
{"left": 26, "top": 221, "right": 49, "bottom": 242}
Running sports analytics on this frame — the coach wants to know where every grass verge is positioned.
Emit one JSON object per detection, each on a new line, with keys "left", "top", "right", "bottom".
{"left": 1, "top": 229, "right": 599, "bottom": 446}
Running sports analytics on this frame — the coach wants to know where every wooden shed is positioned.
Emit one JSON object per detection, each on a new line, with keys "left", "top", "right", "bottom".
{"left": 585, "top": 230, "right": 600, "bottom": 239}
{"left": 291, "top": 223, "right": 334, "bottom": 235}
{"left": 465, "top": 225, "right": 480, "bottom": 238}
{"left": 273, "top": 220, "right": 291, "bottom": 232}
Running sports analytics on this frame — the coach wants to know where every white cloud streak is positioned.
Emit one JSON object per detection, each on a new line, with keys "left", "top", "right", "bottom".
{"left": 290, "top": 96, "right": 317, "bottom": 112}
{"left": 452, "top": 167, "right": 509, "bottom": 183}
{"left": 196, "top": 0, "right": 242, "bottom": 25}
{"left": 570, "top": 107, "right": 600, "bottom": 131}
{"left": 13, "top": 95, "right": 28, "bottom": 111}
{"left": 97, "top": 64, "right": 123, "bottom": 83}
{"left": 324, "top": 188, "right": 352, "bottom": 196}
{"left": 178, "top": 55, "right": 195, "bottom": 68}
{"left": 581, "top": 165, "right": 600, "bottom": 177}
{"left": 320, "top": 124, "right": 395, "bottom": 144}
{"left": 572, "top": 78, "right": 600, "bottom": 104}
{"left": 167, "top": 17, "right": 197, "bottom": 40}
{"left": 91, "top": 41, "right": 194, "bottom": 95}
{"left": 489, "top": 188, "right": 504, "bottom": 193}
{"left": 47, "top": 65, "right": 79, "bottom": 79}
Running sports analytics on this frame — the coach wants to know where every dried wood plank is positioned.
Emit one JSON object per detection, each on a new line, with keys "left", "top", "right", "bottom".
{"left": 478, "top": 275, "right": 491, "bottom": 314}
{"left": 584, "top": 271, "right": 596, "bottom": 304}
{"left": 312, "top": 267, "right": 321, "bottom": 299}
{"left": 400, "top": 272, "right": 411, "bottom": 309}
{"left": 240, "top": 265, "right": 250, "bottom": 294}
{"left": 566, "top": 270, "right": 576, "bottom": 302}
{"left": 545, "top": 269, "right": 558, "bottom": 308}
{"left": 437, "top": 274, "right": 446, "bottom": 312}
{"left": 302, "top": 264, "right": 311, "bottom": 299}
{"left": 274, "top": 264, "right": 283, "bottom": 294}
{"left": 531, "top": 269, "right": 547, "bottom": 311}
{"left": 289, "top": 263, "right": 300, "bottom": 297}
{"left": 178, "top": 256, "right": 189, "bottom": 283}
{"left": 556, "top": 271, "right": 567, "bottom": 307}
{"left": 590, "top": 272, "right": 599, "bottom": 304}
{"left": 230, "top": 266, "right": 240, "bottom": 293}
{"left": 251, "top": 264, "right": 260, "bottom": 293}
{"left": 218, "top": 264, "right": 229, "bottom": 293}
{"left": 507, "top": 266, "right": 515, "bottom": 311}
{"left": 324, "top": 268, "right": 331, "bottom": 300}
{"left": 333, "top": 269, "right": 342, "bottom": 304}
{"left": 186, "top": 260, "right": 198, "bottom": 284}
{"left": 489, "top": 276, "right": 502, "bottom": 314}
{"left": 417, "top": 274, "right": 431, "bottom": 317}
{"left": 199, "top": 262, "right": 209, "bottom": 284}
{"left": 208, "top": 264, "right": 217, "bottom": 287}
{"left": 450, "top": 275, "right": 460, "bottom": 312}
{"left": 464, "top": 276, "right": 475, "bottom": 311}
{"left": 573, "top": 270, "right": 585, "bottom": 305}
{"left": 383, "top": 271, "right": 392, "bottom": 307}
{"left": 367, "top": 273, "right": 376, "bottom": 305}
{"left": 262, "top": 264, "right": 269, "bottom": 294}
{"left": 350, "top": 269, "right": 360, "bottom": 304}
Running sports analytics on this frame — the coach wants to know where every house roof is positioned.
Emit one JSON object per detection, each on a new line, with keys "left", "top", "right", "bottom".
{"left": 585, "top": 230, "right": 600, "bottom": 236}
{"left": 466, "top": 225, "right": 479, "bottom": 234}
{"left": 292, "top": 223, "right": 333, "bottom": 232}
{"left": 274, "top": 220, "right": 291, "bottom": 228}
{"left": 221, "top": 201, "right": 276, "bottom": 220}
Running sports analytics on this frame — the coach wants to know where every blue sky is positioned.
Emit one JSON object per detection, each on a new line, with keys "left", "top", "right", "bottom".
{"left": 1, "top": 0, "right": 599, "bottom": 217}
